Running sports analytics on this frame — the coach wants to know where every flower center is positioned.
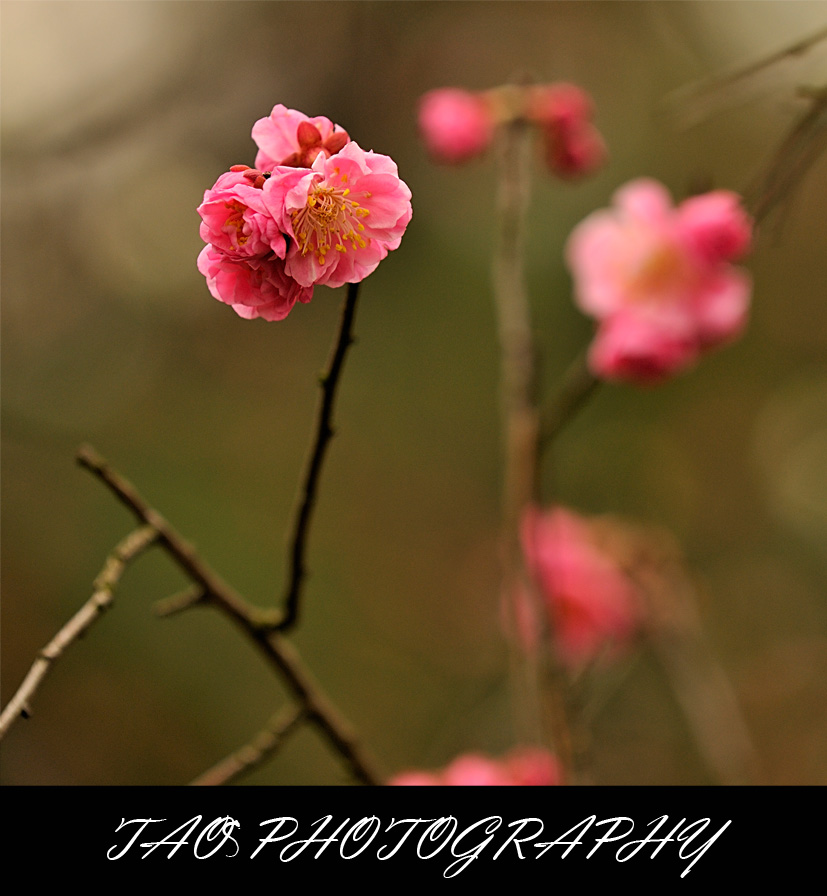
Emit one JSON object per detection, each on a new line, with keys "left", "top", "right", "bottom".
{"left": 223, "top": 200, "right": 249, "bottom": 247}
{"left": 628, "top": 244, "right": 689, "bottom": 301}
{"left": 290, "top": 178, "right": 370, "bottom": 265}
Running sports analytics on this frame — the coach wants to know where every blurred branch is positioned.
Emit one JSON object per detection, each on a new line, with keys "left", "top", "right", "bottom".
{"left": 154, "top": 584, "right": 206, "bottom": 617}
{"left": 76, "top": 443, "right": 383, "bottom": 785}
{"left": 539, "top": 351, "right": 600, "bottom": 453}
{"left": 747, "top": 83, "right": 827, "bottom": 226}
{"left": 492, "top": 112, "right": 577, "bottom": 779}
{"left": 276, "top": 281, "right": 361, "bottom": 632}
{"left": 0, "top": 525, "right": 159, "bottom": 741}
{"left": 605, "top": 523, "right": 764, "bottom": 786}
{"left": 190, "top": 704, "right": 305, "bottom": 786}
{"left": 662, "top": 25, "right": 827, "bottom": 130}
{"left": 647, "top": 580, "right": 764, "bottom": 786}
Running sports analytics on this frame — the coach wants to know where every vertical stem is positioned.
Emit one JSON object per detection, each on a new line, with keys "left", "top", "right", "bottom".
{"left": 491, "top": 115, "right": 573, "bottom": 778}
{"left": 278, "top": 281, "right": 361, "bottom": 631}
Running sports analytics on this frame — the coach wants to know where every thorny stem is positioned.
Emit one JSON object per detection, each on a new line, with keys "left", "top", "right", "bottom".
{"left": 0, "top": 525, "right": 159, "bottom": 741}
{"left": 276, "top": 281, "right": 361, "bottom": 632}
{"left": 492, "top": 114, "right": 575, "bottom": 779}
{"left": 190, "top": 704, "right": 306, "bottom": 786}
{"left": 75, "top": 444, "right": 383, "bottom": 786}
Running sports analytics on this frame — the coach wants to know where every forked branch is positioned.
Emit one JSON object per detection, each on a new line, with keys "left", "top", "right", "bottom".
{"left": 76, "top": 443, "right": 383, "bottom": 785}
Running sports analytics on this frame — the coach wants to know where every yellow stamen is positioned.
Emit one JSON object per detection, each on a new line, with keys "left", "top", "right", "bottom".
{"left": 290, "top": 180, "right": 371, "bottom": 264}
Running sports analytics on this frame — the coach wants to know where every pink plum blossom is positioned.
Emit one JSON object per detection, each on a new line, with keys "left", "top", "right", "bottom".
{"left": 199, "top": 105, "right": 411, "bottom": 318}
{"left": 543, "top": 121, "right": 607, "bottom": 179}
{"left": 197, "top": 245, "right": 313, "bottom": 321}
{"left": 566, "top": 178, "right": 753, "bottom": 382}
{"left": 265, "top": 141, "right": 413, "bottom": 289}
{"left": 519, "top": 506, "right": 641, "bottom": 669}
{"left": 197, "top": 169, "right": 287, "bottom": 258}
{"left": 252, "top": 103, "right": 350, "bottom": 170}
{"left": 390, "top": 747, "right": 561, "bottom": 786}
{"left": 418, "top": 88, "right": 495, "bottom": 163}
{"left": 529, "top": 83, "right": 607, "bottom": 178}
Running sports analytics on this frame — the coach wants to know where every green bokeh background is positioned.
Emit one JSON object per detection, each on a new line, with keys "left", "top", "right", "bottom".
{"left": 2, "top": 0, "right": 826, "bottom": 785}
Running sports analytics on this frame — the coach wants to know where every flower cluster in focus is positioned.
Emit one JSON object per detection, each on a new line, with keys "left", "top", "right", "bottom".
{"left": 566, "top": 179, "right": 753, "bottom": 382}
{"left": 198, "top": 105, "right": 412, "bottom": 320}
{"left": 419, "top": 84, "right": 606, "bottom": 178}
{"left": 517, "top": 505, "right": 642, "bottom": 670}
{"left": 390, "top": 746, "right": 560, "bottom": 786}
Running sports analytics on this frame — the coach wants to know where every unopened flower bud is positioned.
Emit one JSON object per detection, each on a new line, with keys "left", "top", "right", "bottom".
{"left": 418, "top": 87, "right": 494, "bottom": 163}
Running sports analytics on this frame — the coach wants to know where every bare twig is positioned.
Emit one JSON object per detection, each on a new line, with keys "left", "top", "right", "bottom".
{"left": 190, "top": 704, "right": 305, "bottom": 786}
{"left": 646, "top": 574, "right": 763, "bottom": 785}
{"left": 662, "top": 24, "right": 827, "bottom": 130}
{"left": 539, "top": 352, "right": 600, "bottom": 453}
{"left": 76, "top": 444, "right": 383, "bottom": 785}
{"left": 154, "top": 584, "right": 206, "bottom": 618}
{"left": 277, "top": 281, "right": 361, "bottom": 632}
{"left": 0, "top": 525, "right": 159, "bottom": 740}
{"left": 746, "top": 83, "right": 827, "bottom": 225}
{"left": 598, "top": 521, "right": 763, "bottom": 785}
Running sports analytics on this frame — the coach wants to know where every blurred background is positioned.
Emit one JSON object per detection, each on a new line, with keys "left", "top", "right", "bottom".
{"left": 2, "top": 0, "right": 826, "bottom": 785}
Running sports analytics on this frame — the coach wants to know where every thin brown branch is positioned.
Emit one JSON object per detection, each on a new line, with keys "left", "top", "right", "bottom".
{"left": 661, "top": 25, "right": 827, "bottom": 130}
{"left": 154, "top": 584, "right": 207, "bottom": 618}
{"left": 0, "top": 525, "right": 159, "bottom": 740}
{"left": 190, "top": 704, "right": 305, "bottom": 786}
{"left": 647, "top": 579, "right": 764, "bottom": 786}
{"left": 603, "top": 522, "right": 764, "bottom": 785}
{"left": 539, "top": 351, "right": 600, "bottom": 453}
{"left": 277, "top": 281, "right": 361, "bottom": 632}
{"left": 76, "top": 444, "right": 383, "bottom": 785}
{"left": 492, "top": 113, "right": 575, "bottom": 779}
{"left": 746, "top": 83, "right": 827, "bottom": 225}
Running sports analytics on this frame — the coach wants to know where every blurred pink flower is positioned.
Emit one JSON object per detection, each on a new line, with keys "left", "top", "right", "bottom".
{"left": 390, "top": 747, "right": 560, "bottom": 786}
{"left": 267, "top": 141, "right": 413, "bottom": 288}
{"left": 566, "top": 178, "right": 753, "bottom": 382}
{"left": 252, "top": 103, "right": 350, "bottom": 170}
{"left": 529, "top": 83, "right": 607, "bottom": 178}
{"left": 197, "top": 245, "right": 313, "bottom": 321}
{"left": 197, "top": 169, "right": 287, "bottom": 258}
{"left": 520, "top": 506, "right": 641, "bottom": 668}
{"left": 418, "top": 88, "right": 494, "bottom": 163}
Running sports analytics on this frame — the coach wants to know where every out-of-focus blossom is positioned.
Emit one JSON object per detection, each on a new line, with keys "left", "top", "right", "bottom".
{"left": 197, "top": 169, "right": 287, "bottom": 258}
{"left": 267, "top": 141, "right": 413, "bottom": 289}
{"left": 418, "top": 88, "right": 495, "bottom": 163}
{"left": 252, "top": 103, "right": 350, "bottom": 170}
{"left": 418, "top": 81, "right": 606, "bottom": 178}
{"left": 529, "top": 83, "right": 607, "bottom": 178}
{"left": 197, "top": 245, "right": 313, "bottom": 321}
{"left": 519, "top": 505, "right": 641, "bottom": 668}
{"left": 390, "top": 746, "right": 561, "bottom": 786}
{"left": 566, "top": 178, "right": 753, "bottom": 382}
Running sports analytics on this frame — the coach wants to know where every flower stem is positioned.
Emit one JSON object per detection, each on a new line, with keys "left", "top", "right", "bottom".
{"left": 539, "top": 351, "right": 600, "bottom": 454}
{"left": 277, "top": 281, "right": 361, "bottom": 631}
{"left": 492, "top": 115, "right": 574, "bottom": 778}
